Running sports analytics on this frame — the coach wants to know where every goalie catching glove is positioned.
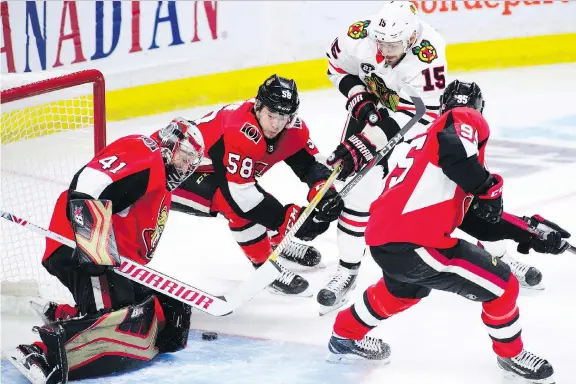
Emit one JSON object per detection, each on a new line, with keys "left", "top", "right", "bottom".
{"left": 69, "top": 199, "right": 120, "bottom": 275}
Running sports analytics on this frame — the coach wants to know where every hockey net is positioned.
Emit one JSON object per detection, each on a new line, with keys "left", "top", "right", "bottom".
{"left": 1, "top": 69, "right": 106, "bottom": 313}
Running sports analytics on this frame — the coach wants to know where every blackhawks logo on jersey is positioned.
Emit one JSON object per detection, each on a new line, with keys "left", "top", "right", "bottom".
{"left": 347, "top": 20, "right": 370, "bottom": 40}
{"left": 364, "top": 73, "right": 400, "bottom": 111}
{"left": 412, "top": 39, "right": 438, "bottom": 63}
{"left": 142, "top": 196, "right": 169, "bottom": 259}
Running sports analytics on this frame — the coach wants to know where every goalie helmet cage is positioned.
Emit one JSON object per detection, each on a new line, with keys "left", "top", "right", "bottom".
{"left": 1, "top": 69, "right": 106, "bottom": 314}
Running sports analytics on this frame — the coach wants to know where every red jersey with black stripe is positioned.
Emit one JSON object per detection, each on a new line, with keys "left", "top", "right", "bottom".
{"left": 365, "top": 107, "right": 491, "bottom": 248}
{"left": 44, "top": 135, "right": 171, "bottom": 265}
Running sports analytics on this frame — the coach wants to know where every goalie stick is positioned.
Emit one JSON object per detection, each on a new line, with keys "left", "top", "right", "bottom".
{"left": 0, "top": 167, "right": 340, "bottom": 317}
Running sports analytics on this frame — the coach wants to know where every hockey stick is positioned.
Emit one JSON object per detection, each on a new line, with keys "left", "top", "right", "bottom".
{"left": 0, "top": 168, "right": 340, "bottom": 317}
{"left": 502, "top": 213, "right": 576, "bottom": 255}
{"left": 0, "top": 210, "right": 235, "bottom": 316}
{"left": 338, "top": 83, "right": 426, "bottom": 198}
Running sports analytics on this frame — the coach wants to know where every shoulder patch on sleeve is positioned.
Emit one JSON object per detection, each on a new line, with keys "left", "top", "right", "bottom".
{"left": 412, "top": 39, "right": 438, "bottom": 63}
{"left": 347, "top": 20, "right": 371, "bottom": 40}
{"left": 240, "top": 122, "right": 262, "bottom": 144}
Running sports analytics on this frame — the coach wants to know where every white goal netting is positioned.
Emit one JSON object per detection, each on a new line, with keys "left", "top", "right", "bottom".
{"left": 1, "top": 69, "right": 106, "bottom": 313}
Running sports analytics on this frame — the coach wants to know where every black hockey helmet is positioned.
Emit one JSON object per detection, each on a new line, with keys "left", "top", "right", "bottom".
{"left": 439, "top": 80, "right": 485, "bottom": 116}
{"left": 256, "top": 74, "right": 300, "bottom": 115}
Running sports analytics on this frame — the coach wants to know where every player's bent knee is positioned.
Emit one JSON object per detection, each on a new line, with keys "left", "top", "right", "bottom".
{"left": 483, "top": 273, "right": 519, "bottom": 315}
{"left": 39, "top": 295, "right": 163, "bottom": 381}
{"left": 367, "top": 278, "right": 423, "bottom": 317}
{"left": 155, "top": 294, "right": 192, "bottom": 353}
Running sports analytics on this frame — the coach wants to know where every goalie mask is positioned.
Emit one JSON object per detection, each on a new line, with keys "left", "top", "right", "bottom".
{"left": 156, "top": 118, "right": 204, "bottom": 191}
{"left": 369, "top": 2, "right": 419, "bottom": 65}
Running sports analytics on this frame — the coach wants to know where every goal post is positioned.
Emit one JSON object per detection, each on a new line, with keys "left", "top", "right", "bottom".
{"left": 1, "top": 69, "right": 107, "bottom": 313}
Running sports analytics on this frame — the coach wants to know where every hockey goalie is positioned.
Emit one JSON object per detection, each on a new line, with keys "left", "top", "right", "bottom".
{"left": 6, "top": 118, "right": 204, "bottom": 383}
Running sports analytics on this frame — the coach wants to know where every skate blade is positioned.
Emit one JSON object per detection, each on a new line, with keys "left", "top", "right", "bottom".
{"left": 319, "top": 297, "right": 350, "bottom": 316}
{"left": 265, "top": 286, "right": 314, "bottom": 298}
{"left": 2, "top": 349, "right": 49, "bottom": 384}
{"left": 326, "top": 351, "right": 391, "bottom": 365}
{"left": 501, "top": 368, "right": 555, "bottom": 384}
{"left": 29, "top": 299, "right": 50, "bottom": 324}
{"left": 520, "top": 282, "right": 545, "bottom": 291}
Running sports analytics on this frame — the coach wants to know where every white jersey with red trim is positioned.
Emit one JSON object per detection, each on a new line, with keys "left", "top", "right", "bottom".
{"left": 327, "top": 18, "right": 447, "bottom": 139}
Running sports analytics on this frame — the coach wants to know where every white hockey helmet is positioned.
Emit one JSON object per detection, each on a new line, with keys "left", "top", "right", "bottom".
{"left": 155, "top": 118, "right": 205, "bottom": 191}
{"left": 369, "top": 2, "right": 419, "bottom": 63}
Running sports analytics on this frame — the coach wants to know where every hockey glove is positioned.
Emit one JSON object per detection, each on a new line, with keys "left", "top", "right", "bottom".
{"left": 471, "top": 174, "right": 503, "bottom": 224}
{"left": 279, "top": 204, "right": 330, "bottom": 242}
{"left": 307, "top": 181, "right": 344, "bottom": 223}
{"left": 346, "top": 91, "right": 381, "bottom": 126}
{"left": 327, "top": 134, "right": 377, "bottom": 181}
{"left": 517, "top": 215, "right": 571, "bottom": 255}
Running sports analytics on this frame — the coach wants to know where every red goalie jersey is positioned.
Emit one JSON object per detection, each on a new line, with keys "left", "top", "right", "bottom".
{"left": 365, "top": 107, "right": 491, "bottom": 249}
{"left": 44, "top": 135, "right": 171, "bottom": 265}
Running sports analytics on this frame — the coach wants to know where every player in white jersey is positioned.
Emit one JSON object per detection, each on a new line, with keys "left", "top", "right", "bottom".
{"left": 316, "top": 2, "right": 542, "bottom": 315}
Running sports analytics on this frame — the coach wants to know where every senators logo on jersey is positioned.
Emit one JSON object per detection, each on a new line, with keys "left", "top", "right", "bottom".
{"left": 240, "top": 123, "right": 262, "bottom": 144}
{"left": 142, "top": 197, "right": 169, "bottom": 259}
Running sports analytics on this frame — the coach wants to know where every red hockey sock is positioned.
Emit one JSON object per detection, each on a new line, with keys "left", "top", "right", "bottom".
{"left": 333, "top": 278, "right": 420, "bottom": 340}
{"left": 239, "top": 239, "right": 273, "bottom": 265}
{"left": 55, "top": 304, "right": 78, "bottom": 320}
{"left": 482, "top": 274, "right": 523, "bottom": 358}
{"left": 33, "top": 341, "right": 48, "bottom": 355}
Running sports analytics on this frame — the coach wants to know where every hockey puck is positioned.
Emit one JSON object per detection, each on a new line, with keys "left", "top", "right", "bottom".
{"left": 202, "top": 331, "right": 218, "bottom": 341}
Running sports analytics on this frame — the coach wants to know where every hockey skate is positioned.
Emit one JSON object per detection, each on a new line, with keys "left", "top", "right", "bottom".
{"left": 497, "top": 349, "right": 555, "bottom": 384}
{"left": 500, "top": 252, "right": 544, "bottom": 290}
{"left": 4, "top": 324, "right": 67, "bottom": 384}
{"left": 266, "top": 262, "right": 313, "bottom": 297}
{"left": 317, "top": 263, "right": 359, "bottom": 315}
{"left": 327, "top": 333, "right": 391, "bottom": 364}
{"left": 277, "top": 241, "right": 324, "bottom": 269}
{"left": 4, "top": 343, "right": 61, "bottom": 384}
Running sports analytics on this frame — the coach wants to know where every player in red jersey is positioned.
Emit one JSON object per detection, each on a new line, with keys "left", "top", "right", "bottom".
{"left": 11, "top": 118, "right": 205, "bottom": 383}
{"left": 325, "top": 80, "right": 570, "bottom": 384}
{"left": 172, "top": 74, "right": 344, "bottom": 296}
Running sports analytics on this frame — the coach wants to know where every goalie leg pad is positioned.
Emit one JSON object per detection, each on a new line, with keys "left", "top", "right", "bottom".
{"left": 40, "top": 295, "right": 163, "bottom": 381}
